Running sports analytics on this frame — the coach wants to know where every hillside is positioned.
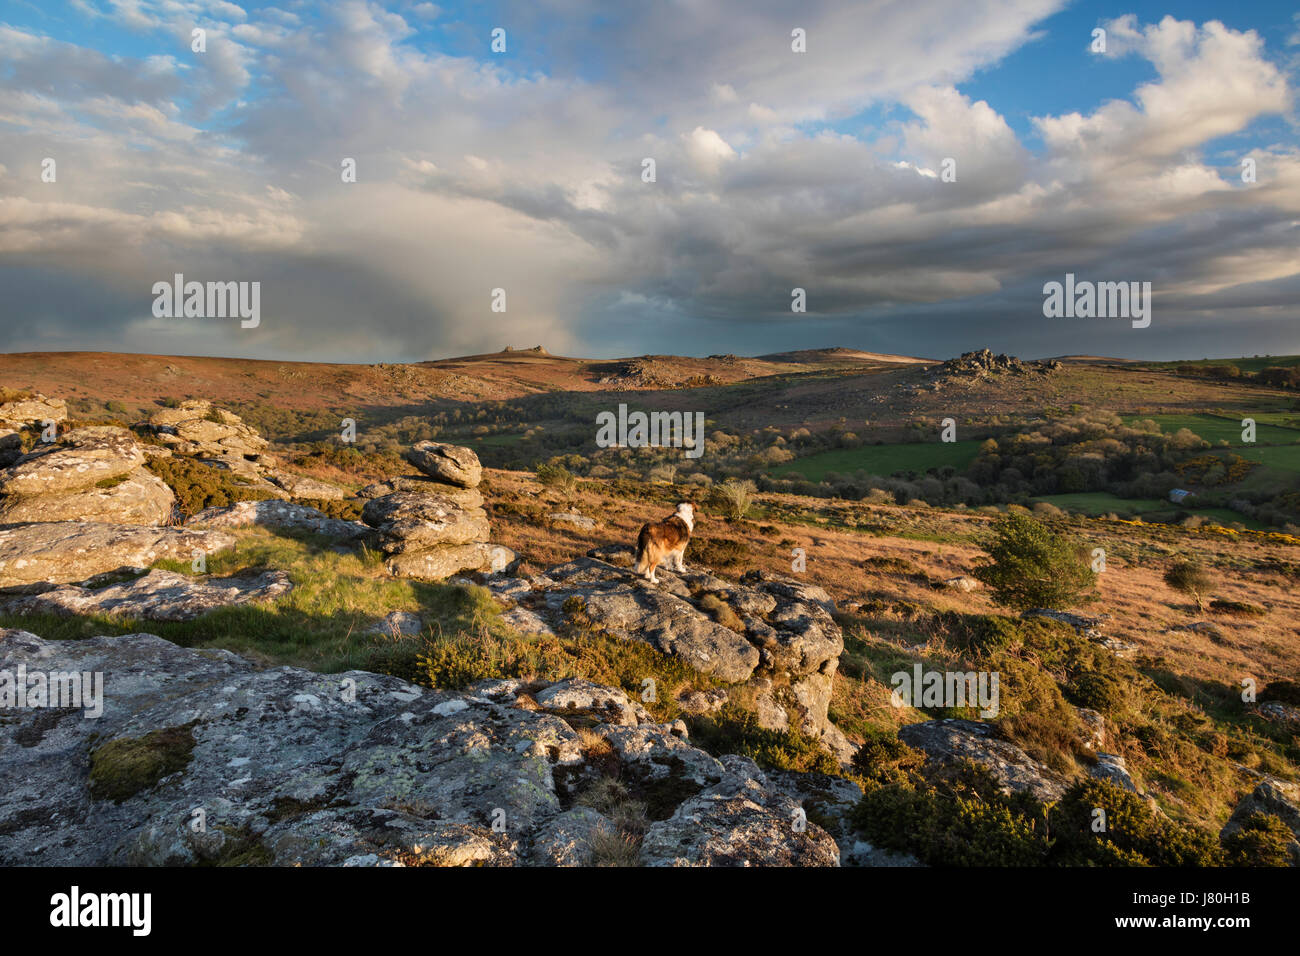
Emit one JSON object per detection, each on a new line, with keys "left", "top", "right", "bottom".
{"left": 1, "top": 350, "right": 1299, "bottom": 867}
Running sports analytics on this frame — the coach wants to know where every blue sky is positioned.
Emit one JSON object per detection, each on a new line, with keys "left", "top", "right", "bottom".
{"left": 1, "top": 1, "right": 1298, "bottom": 362}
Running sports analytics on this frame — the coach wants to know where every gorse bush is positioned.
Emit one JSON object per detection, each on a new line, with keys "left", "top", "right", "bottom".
{"left": 1050, "top": 779, "right": 1225, "bottom": 866}
{"left": 851, "top": 763, "right": 1048, "bottom": 866}
{"left": 972, "top": 512, "right": 1097, "bottom": 611}
{"left": 1221, "top": 812, "right": 1298, "bottom": 867}
{"left": 689, "top": 704, "right": 841, "bottom": 775}
{"left": 1064, "top": 671, "right": 1128, "bottom": 717}
{"left": 852, "top": 769, "right": 1230, "bottom": 867}
{"left": 145, "top": 456, "right": 275, "bottom": 517}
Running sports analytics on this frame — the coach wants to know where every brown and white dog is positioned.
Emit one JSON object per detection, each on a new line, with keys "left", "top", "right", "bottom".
{"left": 634, "top": 502, "right": 695, "bottom": 584}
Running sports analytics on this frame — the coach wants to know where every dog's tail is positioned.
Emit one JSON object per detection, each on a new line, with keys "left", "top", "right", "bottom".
{"left": 634, "top": 523, "right": 652, "bottom": 575}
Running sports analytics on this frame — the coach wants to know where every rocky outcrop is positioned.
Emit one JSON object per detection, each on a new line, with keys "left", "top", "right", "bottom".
{"left": 149, "top": 400, "right": 270, "bottom": 463}
{"left": 898, "top": 719, "right": 1069, "bottom": 802}
{"left": 362, "top": 444, "right": 511, "bottom": 581}
{"left": 0, "top": 469, "right": 174, "bottom": 525}
{"left": 147, "top": 400, "right": 345, "bottom": 501}
{"left": 481, "top": 554, "right": 852, "bottom": 762}
{"left": 1, "top": 569, "right": 291, "bottom": 621}
{"left": 0, "top": 427, "right": 175, "bottom": 526}
{"left": 186, "top": 499, "right": 369, "bottom": 540}
{"left": 0, "top": 392, "right": 67, "bottom": 428}
{"left": 0, "top": 522, "right": 235, "bottom": 588}
{"left": 937, "top": 350, "right": 1060, "bottom": 379}
{"left": 0, "top": 631, "right": 840, "bottom": 867}
{"left": 639, "top": 755, "right": 840, "bottom": 867}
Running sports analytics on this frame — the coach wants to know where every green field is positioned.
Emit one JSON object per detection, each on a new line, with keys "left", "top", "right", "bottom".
{"left": 1033, "top": 492, "right": 1170, "bottom": 515}
{"left": 1150, "top": 355, "right": 1300, "bottom": 373}
{"left": 1123, "top": 413, "right": 1300, "bottom": 447}
{"left": 1032, "top": 492, "right": 1265, "bottom": 529}
{"left": 1233, "top": 444, "right": 1300, "bottom": 474}
{"left": 468, "top": 432, "right": 527, "bottom": 447}
{"left": 771, "top": 440, "right": 982, "bottom": 482}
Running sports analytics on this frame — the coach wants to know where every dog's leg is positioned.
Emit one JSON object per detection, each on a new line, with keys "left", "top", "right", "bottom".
{"left": 673, "top": 548, "right": 687, "bottom": 572}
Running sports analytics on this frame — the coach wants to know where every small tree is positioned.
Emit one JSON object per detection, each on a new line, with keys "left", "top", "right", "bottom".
{"left": 713, "top": 478, "right": 757, "bottom": 520}
{"left": 972, "top": 512, "right": 1097, "bottom": 612}
{"left": 1163, "top": 559, "right": 1213, "bottom": 613}
{"left": 535, "top": 461, "right": 578, "bottom": 497}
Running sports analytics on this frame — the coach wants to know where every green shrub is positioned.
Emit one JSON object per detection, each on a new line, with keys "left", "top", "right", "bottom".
{"left": 298, "top": 497, "right": 363, "bottom": 521}
{"left": 712, "top": 478, "right": 757, "bottom": 520}
{"left": 1049, "top": 779, "right": 1225, "bottom": 866}
{"left": 145, "top": 456, "right": 275, "bottom": 517}
{"left": 1208, "top": 599, "right": 1266, "bottom": 617}
{"left": 1163, "top": 560, "right": 1214, "bottom": 613}
{"left": 972, "top": 512, "right": 1097, "bottom": 612}
{"left": 849, "top": 729, "right": 926, "bottom": 786}
{"left": 850, "top": 764, "right": 1048, "bottom": 866}
{"left": 936, "top": 612, "right": 1022, "bottom": 657}
{"left": 689, "top": 536, "right": 747, "bottom": 569}
{"left": 689, "top": 704, "right": 840, "bottom": 774}
{"left": 1064, "top": 672, "right": 1128, "bottom": 716}
{"left": 536, "top": 461, "right": 578, "bottom": 495}
{"left": 1221, "top": 812, "right": 1298, "bottom": 867}
{"left": 1261, "top": 680, "right": 1300, "bottom": 707}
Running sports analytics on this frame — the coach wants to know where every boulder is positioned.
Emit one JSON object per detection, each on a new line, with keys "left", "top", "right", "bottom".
{"left": 544, "top": 559, "right": 760, "bottom": 683}
{"left": 186, "top": 499, "right": 369, "bottom": 541}
{"left": 149, "top": 400, "right": 268, "bottom": 457}
{"left": 549, "top": 512, "right": 596, "bottom": 530}
{"left": 1, "top": 569, "right": 292, "bottom": 621}
{"left": 362, "top": 492, "right": 490, "bottom": 553}
{"left": 532, "top": 678, "right": 651, "bottom": 728}
{"left": 0, "top": 433, "right": 145, "bottom": 496}
{"left": 365, "top": 610, "right": 424, "bottom": 637}
{"left": 0, "top": 522, "right": 236, "bottom": 588}
{"left": 0, "top": 393, "right": 67, "bottom": 427}
{"left": 898, "top": 718, "right": 1069, "bottom": 802}
{"left": 0, "top": 469, "right": 174, "bottom": 525}
{"left": 1089, "top": 753, "right": 1139, "bottom": 793}
{"left": 639, "top": 755, "right": 841, "bottom": 867}
{"left": 358, "top": 476, "right": 484, "bottom": 508}
{"left": 0, "top": 631, "right": 842, "bottom": 866}
{"left": 267, "top": 471, "right": 347, "bottom": 501}
{"left": 403, "top": 441, "right": 482, "bottom": 489}
{"left": 384, "top": 542, "right": 504, "bottom": 580}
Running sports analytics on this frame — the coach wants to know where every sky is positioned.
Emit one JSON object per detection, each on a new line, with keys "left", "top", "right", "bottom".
{"left": 0, "top": 0, "right": 1297, "bottom": 363}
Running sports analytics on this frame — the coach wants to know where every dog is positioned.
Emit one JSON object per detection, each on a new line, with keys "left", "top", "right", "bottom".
{"left": 634, "top": 502, "right": 695, "bottom": 584}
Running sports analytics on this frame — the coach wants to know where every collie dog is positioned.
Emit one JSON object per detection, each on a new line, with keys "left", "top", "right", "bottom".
{"left": 634, "top": 502, "right": 695, "bottom": 584}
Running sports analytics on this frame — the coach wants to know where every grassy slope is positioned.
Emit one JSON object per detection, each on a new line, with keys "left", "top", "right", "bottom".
{"left": 770, "top": 440, "right": 983, "bottom": 481}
